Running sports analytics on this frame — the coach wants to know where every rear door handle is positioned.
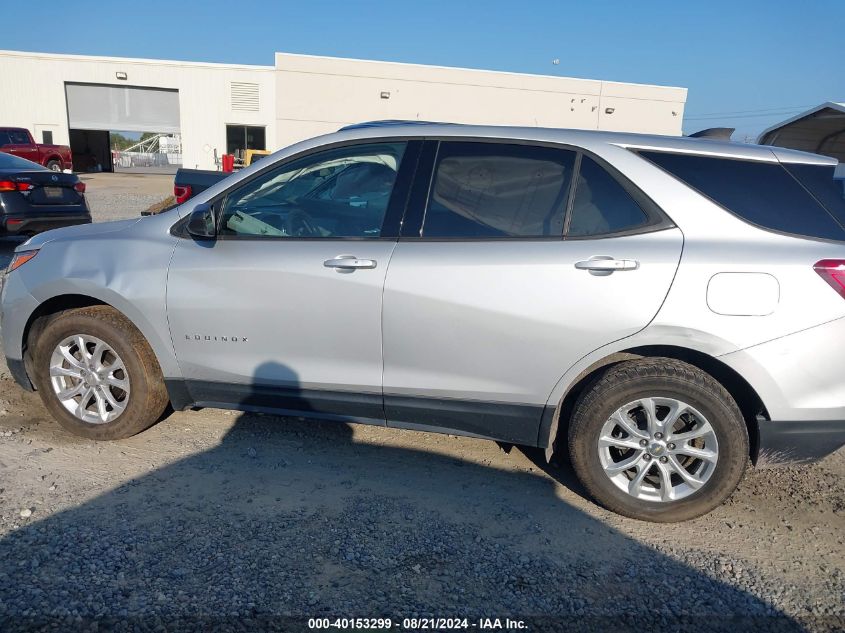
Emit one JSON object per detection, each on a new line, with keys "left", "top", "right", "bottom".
{"left": 574, "top": 256, "right": 639, "bottom": 274}
{"left": 323, "top": 255, "right": 377, "bottom": 270}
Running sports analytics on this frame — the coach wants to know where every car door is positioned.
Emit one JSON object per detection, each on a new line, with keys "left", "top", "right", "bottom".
{"left": 166, "top": 139, "right": 420, "bottom": 424}
{"left": 381, "top": 141, "right": 683, "bottom": 444}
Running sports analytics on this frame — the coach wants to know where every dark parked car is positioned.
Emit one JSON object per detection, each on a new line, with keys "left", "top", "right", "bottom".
{"left": 0, "top": 152, "right": 90, "bottom": 237}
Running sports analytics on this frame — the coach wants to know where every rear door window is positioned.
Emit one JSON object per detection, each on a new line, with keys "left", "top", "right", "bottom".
{"left": 640, "top": 151, "right": 845, "bottom": 241}
{"left": 421, "top": 142, "right": 576, "bottom": 238}
{"left": 567, "top": 156, "right": 650, "bottom": 237}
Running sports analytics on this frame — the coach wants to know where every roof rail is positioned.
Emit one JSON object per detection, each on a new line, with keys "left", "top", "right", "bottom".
{"left": 338, "top": 119, "right": 449, "bottom": 131}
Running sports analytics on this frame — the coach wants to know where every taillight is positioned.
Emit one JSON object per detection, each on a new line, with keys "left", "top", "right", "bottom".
{"left": 814, "top": 260, "right": 845, "bottom": 299}
{"left": 174, "top": 184, "right": 192, "bottom": 204}
{"left": 0, "top": 181, "right": 33, "bottom": 192}
{"left": 8, "top": 250, "right": 38, "bottom": 271}
{"left": 73, "top": 181, "right": 86, "bottom": 193}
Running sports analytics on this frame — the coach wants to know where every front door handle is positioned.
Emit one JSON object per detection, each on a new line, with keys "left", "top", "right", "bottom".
{"left": 323, "top": 255, "right": 377, "bottom": 270}
{"left": 575, "top": 256, "right": 639, "bottom": 275}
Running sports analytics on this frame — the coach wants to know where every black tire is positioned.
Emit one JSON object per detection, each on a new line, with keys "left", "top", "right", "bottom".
{"left": 46, "top": 160, "right": 61, "bottom": 172}
{"left": 568, "top": 358, "right": 748, "bottom": 522}
{"left": 30, "top": 306, "right": 170, "bottom": 440}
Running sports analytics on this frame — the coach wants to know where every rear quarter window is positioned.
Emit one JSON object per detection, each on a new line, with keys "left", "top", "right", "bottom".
{"left": 639, "top": 151, "right": 845, "bottom": 241}
{"left": 781, "top": 163, "right": 845, "bottom": 228}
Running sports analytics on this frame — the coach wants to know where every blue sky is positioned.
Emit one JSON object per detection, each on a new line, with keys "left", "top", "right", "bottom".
{"left": 7, "top": 0, "right": 844, "bottom": 140}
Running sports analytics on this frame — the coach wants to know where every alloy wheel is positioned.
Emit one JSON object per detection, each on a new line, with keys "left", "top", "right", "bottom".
{"left": 597, "top": 397, "right": 719, "bottom": 502}
{"left": 48, "top": 334, "right": 130, "bottom": 424}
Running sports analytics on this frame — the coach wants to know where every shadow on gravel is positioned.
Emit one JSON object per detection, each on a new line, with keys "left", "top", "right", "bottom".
{"left": 0, "top": 362, "right": 808, "bottom": 632}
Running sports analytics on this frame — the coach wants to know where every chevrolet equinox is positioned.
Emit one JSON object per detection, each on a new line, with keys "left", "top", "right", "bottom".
{"left": 3, "top": 122, "right": 845, "bottom": 522}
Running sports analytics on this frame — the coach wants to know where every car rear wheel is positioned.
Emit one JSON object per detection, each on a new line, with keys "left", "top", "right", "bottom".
{"left": 46, "top": 160, "right": 61, "bottom": 172}
{"left": 30, "top": 305, "right": 169, "bottom": 440}
{"left": 568, "top": 358, "right": 748, "bottom": 522}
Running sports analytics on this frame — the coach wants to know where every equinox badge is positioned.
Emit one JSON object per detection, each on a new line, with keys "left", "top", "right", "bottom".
{"left": 185, "top": 334, "right": 248, "bottom": 343}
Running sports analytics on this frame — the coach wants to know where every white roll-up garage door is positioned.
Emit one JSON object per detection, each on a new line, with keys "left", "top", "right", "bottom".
{"left": 65, "top": 83, "right": 180, "bottom": 133}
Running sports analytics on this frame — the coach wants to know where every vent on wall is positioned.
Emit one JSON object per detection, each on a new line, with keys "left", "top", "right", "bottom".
{"left": 231, "top": 82, "right": 259, "bottom": 111}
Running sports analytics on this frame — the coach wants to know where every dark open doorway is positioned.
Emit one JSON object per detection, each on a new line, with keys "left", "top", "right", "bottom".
{"left": 69, "top": 129, "right": 112, "bottom": 173}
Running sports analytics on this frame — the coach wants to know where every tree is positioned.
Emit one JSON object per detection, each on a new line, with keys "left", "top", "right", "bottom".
{"left": 109, "top": 132, "right": 136, "bottom": 150}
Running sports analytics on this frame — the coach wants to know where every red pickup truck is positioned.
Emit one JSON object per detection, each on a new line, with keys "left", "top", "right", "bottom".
{"left": 0, "top": 127, "right": 72, "bottom": 172}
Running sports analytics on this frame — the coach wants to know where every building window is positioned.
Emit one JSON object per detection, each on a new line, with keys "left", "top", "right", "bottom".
{"left": 226, "top": 125, "right": 266, "bottom": 156}
{"left": 42, "top": 131, "right": 53, "bottom": 144}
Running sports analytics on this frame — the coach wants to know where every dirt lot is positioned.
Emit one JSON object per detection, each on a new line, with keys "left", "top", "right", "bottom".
{"left": 80, "top": 172, "right": 172, "bottom": 223}
{"left": 0, "top": 174, "right": 842, "bottom": 631}
{"left": 0, "top": 378, "right": 843, "bottom": 631}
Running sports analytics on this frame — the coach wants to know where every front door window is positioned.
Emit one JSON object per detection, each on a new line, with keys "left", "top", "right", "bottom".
{"left": 219, "top": 142, "right": 406, "bottom": 238}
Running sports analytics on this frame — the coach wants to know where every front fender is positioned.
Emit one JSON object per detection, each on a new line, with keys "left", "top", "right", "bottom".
{"left": 14, "top": 216, "right": 181, "bottom": 380}
{"left": 27, "top": 279, "right": 181, "bottom": 378}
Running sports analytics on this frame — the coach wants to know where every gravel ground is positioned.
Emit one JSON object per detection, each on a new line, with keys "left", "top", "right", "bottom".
{"left": 80, "top": 172, "right": 172, "bottom": 221}
{"left": 0, "top": 380, "right": 842, "bottom": 632}
{"left": 0, "top": 174, "right": 843, "bottom": 631}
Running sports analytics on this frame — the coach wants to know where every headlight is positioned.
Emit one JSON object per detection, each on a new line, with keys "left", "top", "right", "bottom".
{"left": 8, "top": 250, "right": 38, "bottom": 272}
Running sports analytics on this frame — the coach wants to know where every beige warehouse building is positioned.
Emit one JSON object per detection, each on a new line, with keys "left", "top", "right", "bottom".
{"left": 0, "top": 49, "right": 687, "bottom": 171}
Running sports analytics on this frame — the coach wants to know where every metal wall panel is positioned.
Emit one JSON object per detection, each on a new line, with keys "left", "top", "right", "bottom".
{"left": 65, "top": 83, "right": 180, "bottom": 133}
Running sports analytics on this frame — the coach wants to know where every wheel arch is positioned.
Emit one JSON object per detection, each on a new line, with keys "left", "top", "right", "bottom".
{"left": 20, "top": 292, "right": 181, "bottom": 403}
{"left": 542, "top": 345, "right": 767, "bottom": 465}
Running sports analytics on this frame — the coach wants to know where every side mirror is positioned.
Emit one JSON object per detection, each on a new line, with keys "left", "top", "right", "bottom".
{"left": 185, "top": 203, "right": 216, "bottom": 239}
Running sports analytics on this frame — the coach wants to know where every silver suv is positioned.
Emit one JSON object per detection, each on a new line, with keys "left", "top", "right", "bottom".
{"left": 3, "top": 123, "right": 845, "bottom": 522}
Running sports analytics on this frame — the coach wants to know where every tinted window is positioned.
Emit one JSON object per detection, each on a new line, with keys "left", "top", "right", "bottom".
{"left": 8, "top": 130, "right": 30, "bottom": 144}
{"left": 568, "top": 157, "right": 649, "bottom": 236}
{"left": 0, "top": 151, "right": 45, "bottom": 170}
{"left": 422, "top": 142, "right": 575, "bottom": 238}
{"left": 220, "top": 142, "right": 405, "bottom": 238}
{"left": 640, "top": 151, "right": 845, "bottom": 241}
{"left": 0, "top": 132, "right": 10, "bottom": 146}
{"left": 782, "top": 163, "right": 845, "bottom": 228}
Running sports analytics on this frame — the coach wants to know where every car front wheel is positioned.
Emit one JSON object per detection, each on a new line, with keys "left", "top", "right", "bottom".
{"left": 30, "top": 306, "right": 170, "bottom": 440}
{"left": 568, "top": 358, "right": 749, "bottom": 522}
